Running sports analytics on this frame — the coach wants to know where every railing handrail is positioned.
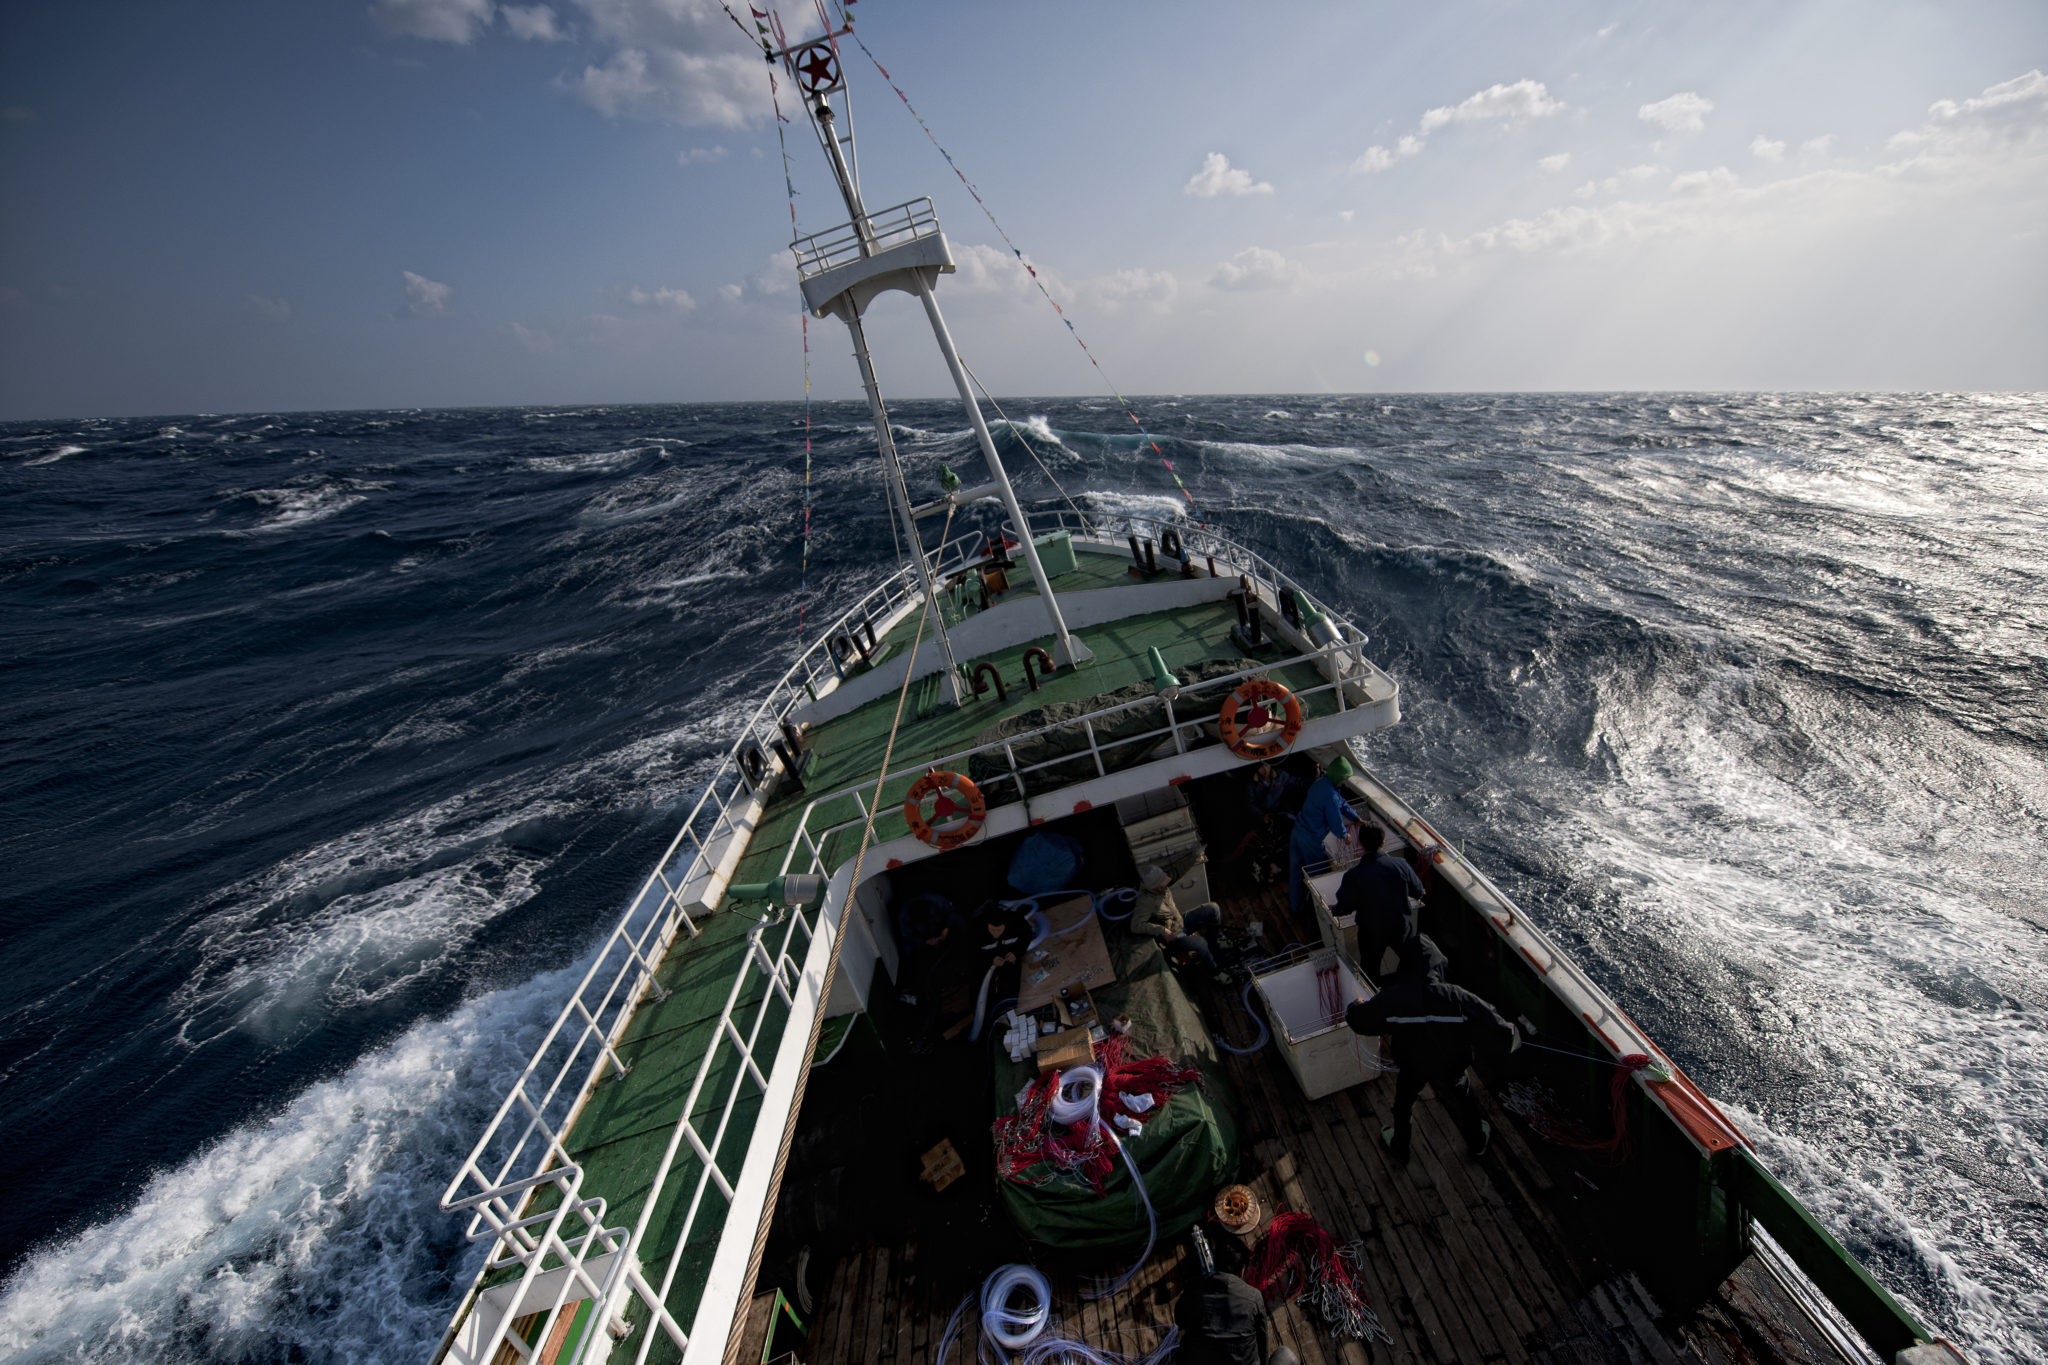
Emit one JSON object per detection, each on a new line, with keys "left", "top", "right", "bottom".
{"left": 438, "top": 501, "right": 1381, "bottom": 1364}
{"left": 771, "top": 637, "right": 1378, "bottom": 882}
{"left": 791, "top": 197, "right": 940, "bottom": 279}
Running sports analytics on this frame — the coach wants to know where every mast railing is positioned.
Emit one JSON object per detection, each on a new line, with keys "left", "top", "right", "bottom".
{"left": 791, "top": 196, "right": 940, "bottom": 280}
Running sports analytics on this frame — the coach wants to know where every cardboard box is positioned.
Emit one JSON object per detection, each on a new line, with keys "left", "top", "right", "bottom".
{"left": 1035, "top": 1025, "right": 1095, "bottom": 1075}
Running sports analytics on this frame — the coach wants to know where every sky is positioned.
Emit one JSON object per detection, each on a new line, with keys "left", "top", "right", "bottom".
{"left": 1, "top": 0, "right": 2044, "bottom": 419}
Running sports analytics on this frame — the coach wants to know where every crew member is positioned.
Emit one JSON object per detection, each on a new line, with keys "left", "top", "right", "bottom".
{"left": 1336, "top": 824, "right": 1427, "bottom": 977}
{"left": 1174, "top": 1269, "right": 1299, "bottom": 1365}
{"left": 976, "top": 901, "right": 1033, "bottom": 1006}
{"left": 1288, "top": 751, "right": 1360, "bottom": 918}
{"left": 1345, "top": 975, "right": 1517, "bottom": 1162}
{"left": 1132, "top": 864, "right": 1230, "bottom": 983}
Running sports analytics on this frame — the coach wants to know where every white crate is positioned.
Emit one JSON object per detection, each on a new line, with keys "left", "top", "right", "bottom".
{"left": 1305, "top": 867, "right": 1356, "bottom": 964}
{"left": 1252, "top": 950, "right": 1383, "bottom": 1100}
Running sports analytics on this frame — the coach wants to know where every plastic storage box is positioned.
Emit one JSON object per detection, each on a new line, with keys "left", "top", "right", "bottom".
{"left": 1252, "top": 948, "right": 1382, "bottom": 1099}
{"left": 1032, "top": 529, "right": 1079, "bottom": 578}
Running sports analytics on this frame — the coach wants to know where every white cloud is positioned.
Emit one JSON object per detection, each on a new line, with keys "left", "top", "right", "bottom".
{"left": 947, "top": 241, "right": 1041, "bottom": 298}
{"left": 1337, "top": 209, "right": 1355, "bottom": 223}
{"left": 1751, "top": 134, "right": 1786, "bottom": 163}
{"left": 247, "top": 294, "right": 290, "bottom": 322}
{"left": 677, "top": 145, "right": 727, "bottom": 166}
{"left": 557, "top": 0, "right": 801, "bottom": 126}
{"left": 1183, "top": 152, "right": 1273, "bottom": 198}
{"left": 573, "top": 46, "right": 768, "bottom": 126}
{"left": 402, "top": 270, "right": 452, "bottom": 315}
{"left": 1090, "top": 267, "right": 1178, "bottom": 314}
{"left": 1538, "top": 152, "right": 1571, "bottom": 173}
{"left": 1416, "top": 71, "right": 2048, "bottom": 272}
{"left": 718, "top": 282, "right": 743, "bottom": 301}
{"left": 502, "top": 3, "right": 564, "bottom": 40}
{"left": 625, "top": 284, "right": 695, "bottom": 310}
{"left": 1208, "top": 246, "right": 1296, "bottom": 292}
{"left": 509, "top": 321, "right": 552, "bottom": 352}
{"left": 1802, "top": 134, "right": 1835, "bottom": 157}
{"left": 1639, "top": 91, "right": 1713, "bottom": 134}
{"left": 369, "top": 0, "right": 494, "bottom": 43}
{"left": 1670, "top": 166, "right": 1738, "bottom": 195}
{"left": 1419, "top": 79, "right": 1565, "bottom": 133}
{"left": 1356, "top": 80, "right": 1563, "bottom": 173}
{"left": 1886, "top": 68, "right": 2048, "bottom": 162}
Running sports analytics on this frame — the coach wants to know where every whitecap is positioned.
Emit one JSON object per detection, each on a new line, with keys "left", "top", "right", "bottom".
{"left": 0, "top": 962, "right": 582, "bottom": 1365}
{"left": 25, "top": 444, "right": 85, "bottom": 466}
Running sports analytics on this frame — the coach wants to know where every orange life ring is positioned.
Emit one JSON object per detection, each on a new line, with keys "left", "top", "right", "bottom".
{"left": 1219, "top": 679, "right": 1303, "bottom": 760}
{"left": 902, "top": 770, "right": 987, "bottom": 850}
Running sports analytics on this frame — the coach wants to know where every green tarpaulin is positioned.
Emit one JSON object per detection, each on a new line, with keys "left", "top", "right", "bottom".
{"left": 992, "top": 929, "right": 1241, "bottom": 1248}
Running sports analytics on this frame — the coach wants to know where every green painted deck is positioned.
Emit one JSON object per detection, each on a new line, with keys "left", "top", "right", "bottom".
{"left": 723, "top": 586, "right": 1334, "bottom": 891}
{"left": 487, "top": 568, "right": 1334, "bottom": 1360}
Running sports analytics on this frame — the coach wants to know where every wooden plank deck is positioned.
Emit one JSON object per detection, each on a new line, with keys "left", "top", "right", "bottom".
{"left": 735, "top": 859, "right": 1853, "bottom": 1365}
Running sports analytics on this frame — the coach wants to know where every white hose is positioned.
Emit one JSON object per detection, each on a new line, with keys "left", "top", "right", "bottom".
{"left": 981, "top": 1264, "right": 1052, "bottom": 1352}
{"left": 1048, "top": 1064, "right": 1157, "bottom": 1301}
{"left": 968, "top": 962, "right": 999, "bottom": 1041}
{"left": 1211, "top": 978, "right": 1270, "bottom": 1055}
{"left": 1095, "top": 887, "right": 1137, "bottom": 922}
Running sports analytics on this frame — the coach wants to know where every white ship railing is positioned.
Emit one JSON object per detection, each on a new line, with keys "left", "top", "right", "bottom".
{"left": 438, "top": 509, "right": 1376, "bottom": 1364}
{"left": 437, "top": 523, "right": 985, "bottom": 1364}
{"left": 790, "top": 196, "right": 940, "bottom": 279}
{"left": 769, "top": 636, "right": 1377, "bottom": 885}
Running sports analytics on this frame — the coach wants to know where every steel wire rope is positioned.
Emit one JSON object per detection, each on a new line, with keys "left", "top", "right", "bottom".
{"left": 719, "top": 510, "right": 954, "bottom": 1365}
{"left": 959, "top": 357, "right": 1095, "bottom": 533}
{"left": 840, "top": 24, "right": 1201, "bottom": 519}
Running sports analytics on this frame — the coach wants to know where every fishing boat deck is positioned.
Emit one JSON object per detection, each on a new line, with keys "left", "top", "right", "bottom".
{"left": 744, "top": 875, "right": 1853, "bottom": 1365}
{"left": 721, "top": 588, "right": 1341, "bottom": 887}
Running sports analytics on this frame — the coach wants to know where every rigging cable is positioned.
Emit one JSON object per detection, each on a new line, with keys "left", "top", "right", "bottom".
{"left": 719, "top": 507, "right": 954, "bottom": 1365}
{"left": 959, "top": 356, "right": 1095, "bottom": 532}
{"left": 843, "top": 26, "right": 1201, "bottom": 518}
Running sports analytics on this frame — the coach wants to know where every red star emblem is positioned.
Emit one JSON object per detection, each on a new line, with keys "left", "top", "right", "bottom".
{"left": 796, "top": 47, "right": 838, "bottom": 92}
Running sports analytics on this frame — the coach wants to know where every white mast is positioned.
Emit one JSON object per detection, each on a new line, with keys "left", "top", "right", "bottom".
{"left": 777, "top": 27, "right": 1094, "bottom": 671}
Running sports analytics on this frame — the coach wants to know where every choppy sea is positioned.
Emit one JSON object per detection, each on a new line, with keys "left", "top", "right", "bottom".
{"left": 0, "top": 394, "right": 2043, "bottom": 1363}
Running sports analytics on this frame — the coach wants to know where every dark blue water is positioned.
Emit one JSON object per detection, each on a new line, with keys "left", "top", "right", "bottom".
{"left": 1, "top": 395, "right": 2043, "bottom": 1363}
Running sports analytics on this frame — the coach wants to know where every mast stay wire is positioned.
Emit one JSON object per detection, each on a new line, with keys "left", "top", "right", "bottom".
{"left": 718, "top": 505, "right": 954, "bottom": 1365}
{"left": 840, "top": 24, "right": 1203, "bottom": 522}
{"left": 959, "top": 357, "right": 1096, "bottom": 535}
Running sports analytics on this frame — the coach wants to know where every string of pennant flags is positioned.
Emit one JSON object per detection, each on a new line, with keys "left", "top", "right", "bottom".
{"left": 721, "top": 0, "right": 1205, "bottom": 647}
{"left": 838, "top": 24, "right": 1201, "bottom": 517}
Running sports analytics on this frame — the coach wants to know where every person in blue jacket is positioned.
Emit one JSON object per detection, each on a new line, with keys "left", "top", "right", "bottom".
{"left": 1288, "top": 751, "right": 1360, "bottom": 918}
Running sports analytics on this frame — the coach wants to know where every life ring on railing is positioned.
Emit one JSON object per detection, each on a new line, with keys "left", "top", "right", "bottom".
{"left": 902, "top": 770, "right": 986, "bottom": 850}
{"left": 1159, "top": 526, "right": 1184, "bottom": 561}
{"left": 1219, "top": 679, "right": 1303, "bottom": 760}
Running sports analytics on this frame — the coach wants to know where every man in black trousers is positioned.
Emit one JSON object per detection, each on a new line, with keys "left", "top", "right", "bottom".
{"left": 1345, "top": 972, "right": 1518, "bottom": 1163}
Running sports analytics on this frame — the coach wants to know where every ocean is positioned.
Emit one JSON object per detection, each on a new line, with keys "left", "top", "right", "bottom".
{"left": 0, "top": 393, "right": 2042, "bottom": 1363}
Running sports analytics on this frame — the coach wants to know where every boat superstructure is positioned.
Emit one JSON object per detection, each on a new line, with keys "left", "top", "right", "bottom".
{"left": 433, "top": 12, "right": 1957, "bottom": 1365}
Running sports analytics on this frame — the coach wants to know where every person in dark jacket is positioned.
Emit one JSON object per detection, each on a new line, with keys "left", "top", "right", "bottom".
{"left": 1336, "top": 824, "right": 1426, "bottom": 978}
{"left": 1386, "top": 931, "right": 1448, "bottom": 986}
{"left": 1174, "top": 1270, "right": 1300, "bottom": 1365}
{"left": 1346, "top": 977, "right": 1517, "bottom": 1162}
{"left": 975, "top": 901, "right": 1033, "bottom": 1005}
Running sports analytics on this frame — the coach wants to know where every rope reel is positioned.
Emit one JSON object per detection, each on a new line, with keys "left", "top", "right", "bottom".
{"left": 1218, "top": 678, "right": 1303, "bottom": 760}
